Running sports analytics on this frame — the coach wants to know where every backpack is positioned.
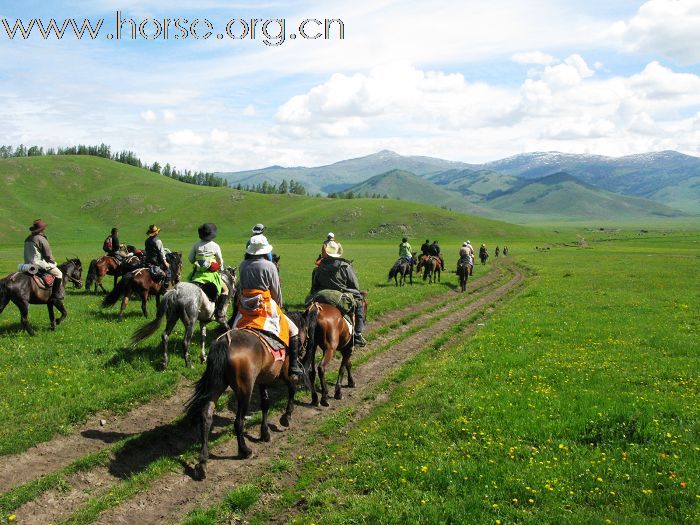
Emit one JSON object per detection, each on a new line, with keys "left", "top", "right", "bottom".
{"left": 103, "top": 236, "right": 113, "bottom": 252}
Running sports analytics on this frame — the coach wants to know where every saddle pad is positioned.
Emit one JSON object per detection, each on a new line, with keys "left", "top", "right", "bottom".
{"left": 344, "top": 317, "right": 353, "bottom": 336}
{"left": 32, "top": 274, "right": 54, "bottom": 289}
{"left": 240, "top": 328, "right": 286, "bottom": 362}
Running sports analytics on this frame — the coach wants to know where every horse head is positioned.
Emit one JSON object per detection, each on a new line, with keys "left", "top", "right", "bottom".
{"left": 61, "top": 258, "right": 83, "bottom": 288}
{"left": 222, "top": 265, "right": 238, "bottom": 289}
{"left": 166, "top": 251, "right": 183, "bottom": 284}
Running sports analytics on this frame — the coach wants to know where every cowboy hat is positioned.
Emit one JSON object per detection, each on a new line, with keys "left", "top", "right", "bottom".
{"left": 327, "top": 232, "right": 335, "bottom": 239}
{"left": 325, "top": 240, "right": 342, "bottom": 258}
{"left": 146, "top": 224, "right": 161, "bottom": 236}
{"left": 462, "top": 242, "right": 468, "bottom": 246}
{"left": 246, "top": 234, "right": 273, "bottom": 255}
{"left": 29, "top": 219, "right": 47, "bottom": 233}
{"left": 198, "top": 223, "right": 217, "bottom": 241}
{"left": 252, "top": 223, "right": 265, "bottom": 234}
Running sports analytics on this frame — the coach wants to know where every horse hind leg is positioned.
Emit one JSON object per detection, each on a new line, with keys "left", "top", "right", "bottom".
{"left": 235, "top": 388, "right": 253, "bottom": 459}
{"left": 47, "top": 302, "right": 56, "bottom": 331}
{"left": 14, "top": 298, "right": 34, "bottom": 336}
{"left": 199, "top": 322, "right": 207, "bottom": 364}
{"left": 195, "top": 392, "right": 223, "bottom": 480}
{"left": 280, "top": 370, "right": 296, "bottom": 427}
{"left": 259, "top": 385, "right": 271, "bottom": 442}
{"left": 334, "top": 354, "right": 350, "bottom": 400}
{"left": 182, "top": 321, "right": 196, "bottom": 368}
{"left": 161, "top": 314, "right": 179, "bottom": 369}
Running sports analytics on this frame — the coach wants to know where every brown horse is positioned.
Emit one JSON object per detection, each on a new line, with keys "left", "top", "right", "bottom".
{"left": 185, "top": 328, "right": 298, "bottom": 478}
{"left": 101, "top": 252, "right": 182, "bottom": 319}
{"left": 302, "top": 292, "right": 367, "bottom": 407}
{"left": 85, "top": 256, "right": 120, "bottom": 293}
{"left": 0, "top": 259, "right": 83, "bottom": 335}
{"left": 388, "top": 253, "right": 416, "bottom": 286}
{"left": 456, "top": 260, "right": 472, "bottom": 292}
{"left": 421, "top": 256, "right": 441, "bottom": 283}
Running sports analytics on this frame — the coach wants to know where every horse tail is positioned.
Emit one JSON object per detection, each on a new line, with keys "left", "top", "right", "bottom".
{"left": 302, "top": 304, "right": 319, "bottom": 373}
{"left": 85, "top": 259, "right": 97, "bottom": 290}
{"left": 185, "top": 338, "right": 229, "bottom": 422}
{"left": 0, "top": 279, "right": 7, "bottom": 314}
{"left": 101, "top": 273, "right": 130, "bottom": 308}
{"left": 130, "top": 288, "right": 173, "bottom": 345}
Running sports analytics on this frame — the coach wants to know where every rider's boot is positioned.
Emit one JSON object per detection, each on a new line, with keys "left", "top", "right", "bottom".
{"left": 50, "top": 278, "right": 64, "bottom": 303}
{"left": 214, "top": 294, "right": 229, "bottom": 327}
{"left": 287, "top": 335, "right": 304, "bottom": 379}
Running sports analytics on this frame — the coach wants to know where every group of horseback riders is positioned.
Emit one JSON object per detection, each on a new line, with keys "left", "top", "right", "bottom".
{"left": 396, "top": 237, "right": 495, "bottom": 275}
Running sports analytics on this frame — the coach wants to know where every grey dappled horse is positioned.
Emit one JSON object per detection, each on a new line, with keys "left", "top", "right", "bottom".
{"left": 131, "top": 267, "right": 237, "bottom": 368}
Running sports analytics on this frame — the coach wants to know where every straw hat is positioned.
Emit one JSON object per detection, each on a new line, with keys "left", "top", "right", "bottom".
{"left": 252, "top": 223, "right": 265, "bottom": 234}
{"left": 246, "top": 234, "right": 273, "bottom": 255}
{"left": 146, "top": 224, "right": 161, "bottom": 236}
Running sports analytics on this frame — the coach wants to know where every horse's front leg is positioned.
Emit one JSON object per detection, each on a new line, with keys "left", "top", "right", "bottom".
{"left": 317, "top": 358, "right": 330, "bottom": 407}
{"left": 259, "top": 385, "right": 271, "bottom": 442}
{"left": 308, "top": 349, "right": 319, "bottom": 406}
{"left": 54, "top": 299, "right": 67, "bottom": 325}
{"left": 47, "top": 302, "right": 56, "bottom": 331}
{"left": 334, "top": 354, "right": 349, "bottom": 400}
{"left": 199, "top": 322, "right": 207, "bottom": 363}
{"left": 141, "top": 291, "right": 149, "bottom": 317}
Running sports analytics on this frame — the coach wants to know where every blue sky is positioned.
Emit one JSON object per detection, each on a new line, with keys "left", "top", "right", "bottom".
{"left": 1, "top": 0, "right": 699, "bottom": 171}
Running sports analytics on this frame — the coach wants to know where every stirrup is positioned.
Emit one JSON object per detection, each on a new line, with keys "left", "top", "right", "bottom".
{"left": 354, "top": 333, "right": 367, "bottom": 346}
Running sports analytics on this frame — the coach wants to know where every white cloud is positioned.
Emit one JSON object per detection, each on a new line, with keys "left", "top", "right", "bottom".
{"left": 511, "top": 51, "right": 558, "bottom": 66}
{"left": 610, "top": 0, "right": 700, "bottom": 65}
{"left": 242, "top": 104, "right": 256, "bottom": 116}
{"left": 167, "top": 129, "right": 204, "bottom": 146}
{"left": 140, "top": 110, "right": 157, "bottom": 122}
{"left": 163, "top": 110, "right": 176, "bottom": 122}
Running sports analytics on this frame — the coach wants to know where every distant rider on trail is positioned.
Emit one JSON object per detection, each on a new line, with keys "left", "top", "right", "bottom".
{"left": 231, "top": 235, "right": 304, "bottom": 380}
{"left": 430, "top": 240, "right": 445, "bottom": 270}
{"left": 310, "top": 240, "right": 367, "bottom": 347}
{"left": 24, "top": 219, "right": 64, "bottom": 303}
{"left": 458, "top": 241, "right": 474, "bottom": 275}
{"left": 188, "top": 223, "right": 229, "bottom": 326}
{"left": 103, "top": 227, "right": 122, "bottom": 261}
{"left": 420, "top": 239, "right": 431, "bottom": 256}
{"left": 246, "top": 224, "right": 273, "bottom": 262}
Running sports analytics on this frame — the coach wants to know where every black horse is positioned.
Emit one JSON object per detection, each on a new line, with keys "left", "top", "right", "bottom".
{"left": 387, "top": 253, "right": 416, "bottom": 286}
{"left": 0, "top": 259, "right": 83, "bottom": 335}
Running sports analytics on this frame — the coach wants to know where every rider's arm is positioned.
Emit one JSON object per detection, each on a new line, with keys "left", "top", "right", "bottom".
{"left": 188, "top": 243, "right": 197, "bottom": 264}
{"left": 268, "top": 262, "right": 282, "bottom": 307}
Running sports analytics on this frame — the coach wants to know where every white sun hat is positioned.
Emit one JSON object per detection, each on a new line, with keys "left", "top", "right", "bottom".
{"left": 246, "top": 234, "right": 273, "bottom": 255}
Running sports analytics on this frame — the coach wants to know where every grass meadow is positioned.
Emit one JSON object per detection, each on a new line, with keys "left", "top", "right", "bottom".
{"left": 184, "top": 231, "right": 699, "bottom": 524}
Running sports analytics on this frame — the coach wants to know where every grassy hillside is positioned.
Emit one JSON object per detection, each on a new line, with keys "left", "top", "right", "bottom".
{"left": 485, "top": 173, "right": 686, "bottom": 221}
{"left": 428, "top": 168, "right": 520, "bottom": 200}
{"left": 0, "top": 156, "right": 533, "bottom": 248}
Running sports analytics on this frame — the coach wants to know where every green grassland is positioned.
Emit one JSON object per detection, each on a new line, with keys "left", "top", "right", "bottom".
{"left": 181, "top": 232, "right": 699, "bottom": 525}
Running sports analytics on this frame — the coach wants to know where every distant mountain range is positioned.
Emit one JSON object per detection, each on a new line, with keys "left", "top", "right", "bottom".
{"left": 217, "top": 149, "right": 700, "bottom": 222}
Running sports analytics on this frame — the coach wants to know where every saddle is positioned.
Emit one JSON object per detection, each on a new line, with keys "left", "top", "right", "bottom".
{"left": 32, "top": 272, "right": 54, "bottom": 289}
{"left": 148, "top": 265, "right": 166, "bottom": 281}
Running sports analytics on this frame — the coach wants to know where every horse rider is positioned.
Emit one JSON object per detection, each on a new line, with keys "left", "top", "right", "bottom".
{"left": 458, "top": 241, "right": 474, "bottom": 275}
{"left": 103, "top": 227, "right": 122, "bottom": 261}
{"left": 24, "top": 219, "right": 64, "bottom": 303}
{"left": 430, "top": 240, "right": 445, "bottom": 270}
{"left": 398, "top": 236, "right": 413, "bottom": 263}
{"left": 231, "top": 235, "right": 304, "bottom": 379}
{"left": 310, "top": 240, "right": 368, "bottom": 347}
{"left": 188, "top": 223, "right": 229, "bottom": 326}
{"left": 145, "top": 224, "right": 170, "bottom": 286}
{"left": 479, "top": 244, "right": 488, "bottom": 262}
{"left": 420, "top": 239, "right": 431, "bottom": 256}
{"left": 495, "top": 246, "right": 500, "bottom": 257}
{"left": 246, "top": 224, "right": 273, "bottom": 262}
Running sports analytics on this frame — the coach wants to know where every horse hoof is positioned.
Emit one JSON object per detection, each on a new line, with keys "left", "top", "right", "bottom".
{"left": 311, "top": 397, "right": 319, "bottom": 407}
{"left": 261, "top": 431, "right": 271, "bottom": 442}
{"left": 50, "top": 324, "right": 56, "bottom": 331}
{"left": 239, "top": 447, "right": 253, "bottom": 459}
{"left": 194, "top": 462, "right": 207, "bottom": 480}
{"left": 334, "top": 391, "right": 342, "bottom": 400}
{"left": 279, "top": 414, "right": 290, "bottom": 427}
{"left": 321, "top": 398, "right": 330, "bottom": 407}
{"left": 200, "top": 355, "right": 207, "bottom": 364}
{"left": 347, "top": 381, "right": 355, "bottom": 389}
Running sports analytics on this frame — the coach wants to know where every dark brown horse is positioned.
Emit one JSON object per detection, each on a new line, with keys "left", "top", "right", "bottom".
{"left": 0, "top": 259, "right": 82, "bottom": 335}
{"left": 101, "top": 252, "right": 181, "bottom": 319}
{"left": 421, "top": 256, "right": 441, "bottom": 283}
{"left": 387, "top": 253, "right": 416, "bottom": 286}
{"left": 185, "top": 328, "right": 298, "bottom": 478}
{"left": 302, "top": 292, "right": 367, "bottom": 407}
{"left": 456, "top": 260, "right": 472, "bottom": 292}
{"left": 85, "top": 254, "right": 143, "bottom": 293}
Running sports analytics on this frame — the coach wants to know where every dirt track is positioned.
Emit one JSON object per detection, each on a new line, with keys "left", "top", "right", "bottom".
{"left": 4, "top": 263, "right": 525, "bottom": 524}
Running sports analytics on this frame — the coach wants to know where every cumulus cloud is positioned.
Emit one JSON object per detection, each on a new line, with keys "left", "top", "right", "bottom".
{"left": 610, "top": 0, "right": 700, "bottom": 65}
{"left": 511, "top": 51, "right": 558, "bottom": 66}
{"left": 140, "top": 110, "right": 157, "bottom": 123}
{"left": 167, "top": 129, "right": 204, "bottom": 146}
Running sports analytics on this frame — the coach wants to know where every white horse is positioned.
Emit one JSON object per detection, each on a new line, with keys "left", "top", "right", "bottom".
{"left": 131, "top": 267, "right": 237, "bottom": 368}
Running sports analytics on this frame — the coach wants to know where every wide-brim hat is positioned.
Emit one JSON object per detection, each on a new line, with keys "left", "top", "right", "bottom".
{"left": 198, "top": 223, "right": 217, "bottom": 241}
{"left": 325, "top": 240, "right": 342, "bottom": 258}
{"left": 327, "top": 232, "right": 335, "bottom": 239}
{"left": 147, "top": 224, "right": 161, "bottom": 236}
{"left": 246, "top": 234, "right": 273, "bottom": 255}
{"left": 462, "top": 242, "right": 468, "bottom": 246}
{"left": 252, "top": 223, "right": 265, "bottom": 234}
{"left": 29, "top": 219, "right": 47, "bottom": 233}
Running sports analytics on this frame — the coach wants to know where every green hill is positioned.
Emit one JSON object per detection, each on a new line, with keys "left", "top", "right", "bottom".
{"left": 485, "top": 172, "right": 686, "bottom": 221}
{"left": 428, "top": 168, "right": 520, "bottom": 200}
{"left": 0, "top": 156, "right": 533, "bottom": 246}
